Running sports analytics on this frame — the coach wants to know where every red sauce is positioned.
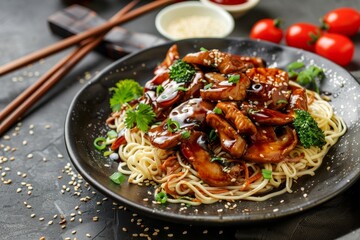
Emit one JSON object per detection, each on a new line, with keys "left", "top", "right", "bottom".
{"left": 209, "top": 0, "right": 247, "bottom": 5}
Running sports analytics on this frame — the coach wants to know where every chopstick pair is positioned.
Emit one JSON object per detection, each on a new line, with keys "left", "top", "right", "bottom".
{"left": 0, "top": 0, "right": 176, "bottom": 136}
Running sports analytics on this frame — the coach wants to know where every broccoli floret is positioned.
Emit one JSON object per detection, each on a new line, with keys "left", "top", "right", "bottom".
{"left": 293, "top": 109, "right": 326, "bottom": 149}
{"left": 169, "top": 60, "right": 196, "bottom": 83}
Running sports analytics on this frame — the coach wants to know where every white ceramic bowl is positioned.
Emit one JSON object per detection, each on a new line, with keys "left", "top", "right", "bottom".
{"left": 200, "top": 0, "right": 260, "bottom": 18}
{"left": 155, "top": 2, "right": 234, "bottom": 40}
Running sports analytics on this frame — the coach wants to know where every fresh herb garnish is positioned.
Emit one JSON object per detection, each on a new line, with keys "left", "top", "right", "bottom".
{"left": 125, "top": 103, "right": 156, "bottom": 132}
{"left": 109, "top": 172, "right": 126, "bottom": 184}
{"left": 286, "top": 62, "right": 325, "bottom": 93}
{"left": 166, "top": 119, "right": 180, "bottom": 133}
{"left": 107, "top": 130, "right": 117, "bottom": 139}
{"left": 176, "top": 86, "right": 189, "bottom": 92}
{"left": 109, "top": 79, "right": 143, "bottom": 112}
{"left": 181, "top": 130, "right": 191, "bottom": 139}
{"left": 262, "top": 169, "right": 272, "bottom": 180}
{"left": 287, "top": 61, "right": 305, "bottom": 78}
{"left": 204, "top": 83, "right": 213, "bottom": 90}
{"left": 155, "top": 191, "right": 168, "bottom": 204}
{"left": 209, "top": 129, "right": 218, "bottom": 141}
{"left": 293, "top": 109, "right": 326, "bottom": 149}
{"left": 211, "top": 157, "right": 226, "bottom": 163}
{"left": 228, "top": 74, "right": 240, "bottom": 84}
{"left": 156, "top": 85, "right": 164, "bottom": 96}
{"left": 93, "top": 137, "right": 107, "bottom": 151}
{"left": 276, "top": 99, "right": 288, "bottom": 105}
{"left": 200, "top": 47, "right": 208, "bottom": 52}
{"left": 213, "top": 107, "right": 222, "bottom": 114}
{"left": 169, "top": 60, "right": 196, "bottom": 83}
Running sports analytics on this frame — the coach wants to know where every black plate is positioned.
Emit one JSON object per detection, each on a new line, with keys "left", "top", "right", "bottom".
{"left": 65, "top": 38, "right": 360, "bottom": 225}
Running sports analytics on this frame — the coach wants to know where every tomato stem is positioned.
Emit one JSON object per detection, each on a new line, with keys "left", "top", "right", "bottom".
{"left": 273, "top": 18, "right": 282, "bottom": 28}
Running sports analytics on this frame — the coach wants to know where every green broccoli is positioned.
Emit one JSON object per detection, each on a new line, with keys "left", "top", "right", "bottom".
{"left": 293, "top": 109, "right": 326, "bottom": 149}
{"left": 169, "top": 60, "right": 196, "bottom": 83}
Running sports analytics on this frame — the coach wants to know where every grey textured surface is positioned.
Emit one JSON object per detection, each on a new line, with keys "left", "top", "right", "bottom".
{"left": 0, "top": 0, "right": 359, "bottom": 239}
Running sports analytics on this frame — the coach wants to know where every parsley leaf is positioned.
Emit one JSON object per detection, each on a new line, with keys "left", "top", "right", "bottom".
{"left": 110, "top": 79, "right": 143, "bottom": 112}
{"left": 125, "top": 103, "right": 156, "bottom": 132}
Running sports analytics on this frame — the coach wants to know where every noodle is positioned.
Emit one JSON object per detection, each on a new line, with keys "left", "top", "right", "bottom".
{"left": 110, "top": 82, "right": 346, "bottom": 205}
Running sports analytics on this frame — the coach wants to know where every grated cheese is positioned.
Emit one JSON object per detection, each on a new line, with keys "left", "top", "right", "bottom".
{"left": 166, "top": 15, "right": 228, "bottom": 39}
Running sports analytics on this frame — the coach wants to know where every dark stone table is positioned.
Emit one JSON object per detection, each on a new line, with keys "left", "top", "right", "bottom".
{"left": 0, "top": 0, "right": 359, "bottom": 239}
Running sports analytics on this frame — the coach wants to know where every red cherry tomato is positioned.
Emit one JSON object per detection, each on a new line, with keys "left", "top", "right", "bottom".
{"left": 285, "top": 23, "right": 322, "bottom": 52}
{"left": 315, "top": 33, "right": 355, "bottom": 66}
{"left": 250, "top": 18, "right": 283, "bottom": 44}
{"left": 322, "top": 7, "right": 360, "bottom": 37}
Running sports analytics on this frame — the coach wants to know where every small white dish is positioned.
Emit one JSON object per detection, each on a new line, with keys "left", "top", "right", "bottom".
{"left": 200, "top": 0, "right": 260, "bottom": 18}
{"left": 155, "top": 2, "right": 234, "bottom": 40}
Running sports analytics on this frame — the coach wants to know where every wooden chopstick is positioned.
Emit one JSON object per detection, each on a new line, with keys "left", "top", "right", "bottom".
{"left": 0, "top": 0, "right": 138, "bottom": 123}
{"left": 0, "top": 0, "right": 176, "bottom": 76}
{"left": 0, "top": 0, "right": 175, "bottom": 135}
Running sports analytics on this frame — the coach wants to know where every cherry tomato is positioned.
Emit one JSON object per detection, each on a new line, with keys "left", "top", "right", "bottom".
{"left": 315, "top": 33, "right": 355, "bottom": 66}
{"left": 322, "top": 7, "right": 360, "bottom": 37}
{"left": 285, "top": 23, "right": 322, "bottom": 52}
{"left": 250, "top": 18, "right": 283, "bottom": 44}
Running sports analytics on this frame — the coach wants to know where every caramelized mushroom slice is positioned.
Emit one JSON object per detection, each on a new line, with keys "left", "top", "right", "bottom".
{"left": 287, "top": 85, "right": 308, "bottom": 114}
{"left": 216, "top": 102, "right": 257, "bottom": 135}
{"left": 237, "top": 55, "right": 266, "bottom": 68}
{"left": 246, "top": 107, "right": 294, "bottom": 125}
{"left": 206, "top": 113, "right": 247, "bottom": 158}
{"left": 181, "top": 131, "right": 241, "bottom": 187}
{"left": 246, "top": 68, "right": 291, "bottom": 110}
{"left": 243, "top": 126, "right": 298, "bottom": 163}
{"left": 201, "top": 72, "right": 250, "bottom": 102}
{"left": 147, "top": 98, "right": 214, "bottom": 149}
{"left": 182, "top": 49, "right": 246, "bottom": 74}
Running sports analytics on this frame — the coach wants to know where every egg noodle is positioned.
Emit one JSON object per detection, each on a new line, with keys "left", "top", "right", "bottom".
{"left": 105, "top": 82, "right": 346, "bottom": 205}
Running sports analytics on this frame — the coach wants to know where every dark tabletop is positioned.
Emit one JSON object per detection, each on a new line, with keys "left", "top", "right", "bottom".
{"left": 0, "top": 0, "right": 359, "bottom": 240}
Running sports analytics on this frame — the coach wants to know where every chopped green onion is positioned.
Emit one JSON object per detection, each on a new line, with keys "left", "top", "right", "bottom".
{"left": 93, "top": 137, "right": 107, "bottom": 151}
{"left": 209, "top": 129, "right": 218, "bottom": 141}
{"left": 262, "top": 169, "right": 272, "bottom": 180}
{"left": 228, "top": 74, "right": 240, "bottom": 83}
{"left": 287, "top": 61, "right": 305, "bottom": 72}
{"left": 107, "top": 130, "right": 117, "bottom": 139}
{"left": 276, "top": 99, "right": 288, "bottom": 105}
{"left": 167, "top": 119, "right": 180, "bottom": 133}
{"left": 176, "top": 86, "right": 189, "bottom": 92}
{"left": 213, "top": 107, "right": 222, "bottom": 114}
{"left": 156, "top": 85, "right": 164, "bottom": 96}
{"left": 211, "top": 157, "right": 226, "bottom": 163}
{"left": 200, "top": 47, "right": 208, "bottom": 52}
{"left": 181, "top": 131, "right": 191, "bottom": 139}
{"left": 109, "top": 172, "right": 126, "bottom": 184}
{"left": 204, "top": 83, "right": 213, "bottom": 90}
{"left": 155, "top": 191, "right": 168, "bottom": 204}
{"left": 103, "top": 150, "right": 113, "bottom": 157}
